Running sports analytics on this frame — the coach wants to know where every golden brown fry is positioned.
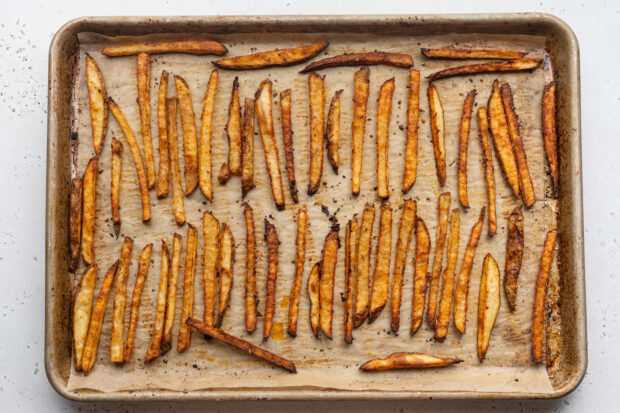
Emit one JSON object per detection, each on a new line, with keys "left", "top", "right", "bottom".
{"left": 428, "top": 83, "right": 446, "bottom": 187}
{"left": 214, "top": 42, "right": 328, "bottom": 70}
{"left": 167, "top": 98, "right": 186, "bottom": 225}
{"left": 421, "top": 48, "right": 527, "bottom": 60}
{"left": 110, "top": 237, "right": 133, "bottom": 363}
{"left": 307, "top": 263, "right": 320, "bottom": 338}
{"left": 156, "top": 70, "right": 170, "bottom": 199}
{"left": 351, "top": 67, "right": 370, "bottom": 195}
{"left": 263, "top": 219, "right": 279, "bottom": 340}
{"left": 319, "top": 226, "right": 340, "bottom": 339}
{"left": 81, "top": 261, "right": 119, "bottom": 375}
{"left": 162, "top": 233, "right": 182, "bottom": 354}
{"left": 225, "top": 77, "right": 242, "bottom": 176}
{"left": 202, "top": 212, "right": 219, "bottom": 328}
{"left": 307, "top": 72, "right": 325, "bottom": 195}
{"left": 435, "top": 208, "right": 460, "bottom": 341}
{"left": 81, "top": 157, "right": 97, "bottom": 266}
{"left": 215, "top": 224, "right": 235, "bottom": 329}
{"left": 280, "top": 89, "right": 298, "bottom": 203}
{"left": 500, "top": 83, "right": 536, "bottom": 207}
{"left": 243, "top": 204, "right": 257, "bottom": 333}
{"left": 458, "top": 89, "right": 476, "bottom": 208}
{"left": 390, "top": 199, "right": 416, "bottom": 332}
{"left": 478, "top": 107, "right": 497, "bottom": 236}
{"left": 198, "top": 70, "right": 218, "bottom": 200}
{"left": 360, "top": 352, "right": 462, "bottom": 371}
{"left": 542, "top": 81, "right": 559, "bottom": 195}
{"left": 174, "top": 75, "right": 199, "bottom": 195}
{"left": 186, "top": 318, "right": 296, "bottom": 373}
{"left": 102, "top": 40, "right": 228, "bottom": 57}
{"left": 178, "top": 224, "right": 198, "bottom": 353}
{"left": 354, "top": 203, "right": 375, "bottom": 327}
{"left": 369, "top": 201, "right": 393, "bottom": 323}
{"left": 111, "top": 138, "right": 123, "bottom": 237}
{"left": 287, "top": 206, "right": 308, "bottom": 337}
{"left": 145, "top": 240, "right": 170, "bottom": 363}
{"left": 532, "top": 229, "right": 558, "bottom": 363}
{"left": 123, "top": 243, "right": 153, "bottom": 362}
{"left": 108, "top": 98, "right": 151, "bottom": 222}
{"left": 427, "top": 192, "right": 451, "bottom": 327}
{"left": 453, "top": 207, "right": 485, "bottom": 334}
{"left": 410, "top": 218, "right": 430, "bottom": 335}
{"left": 301, "top": 52, "right": 413, "bottom": 73}
{"left": 255, "top": 80, "right": 285, "bottom": 210}
{"left": 68, "top": 178, "right": 82, "bottom": 272}
{"left": 137, "top": 53, "right": 156, "bottom": 189}
{"left": 72, "top": 264, "right": 97, "bottom": 370}
{"left": 218, "top": 162, "right": 231, "bottom": 184}
{"left": 376, "top": 78, "right": 395, "bottom": 199}
{"left": 326, "top": 89, "right": 342, "bottom": 173}
{"left": 505, "top": 206, "right": 524, "bottom": 312}
{"left": 241, "top": 98, "right": 256, "bottom": 198}
{"left": 427, "top": 58, "right": 542, "bottom": 81}
{"left": 85, "top": 54, "right": 108, "bottom": 155}
{"left": 477, "top": 254, "right": 501, "bottom": 361}
{"left": 344, "top": 217, "right": 358, "bottom": 344}
{"left": 402, "top": 70, "right": 420, "bottom": 193}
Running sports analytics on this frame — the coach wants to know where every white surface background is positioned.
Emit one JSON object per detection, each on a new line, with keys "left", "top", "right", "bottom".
{"left": 0, "top": 1, "right": 618, "bottom": 411}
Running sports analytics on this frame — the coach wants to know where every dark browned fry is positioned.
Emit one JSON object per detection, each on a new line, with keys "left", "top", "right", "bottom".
{"left": 137, "top": 52, "right": 155, "bottom": 189}
{"left": 532, "top": 229, "right": 558, "bottom": 363}
{"left": 162, "top": 233, "right": 182, "bottom": 354}
{"left": 85, "top": 54, "right": 108, "bottom": 156}
{"left": 458, "top": 89, "right": 476, "bottom": 208}
{"left": 354, "top": 203, "right": 375, "bottom": 327}
{"left": 156, "top": 70, "right": 170, "bottom": 199}
{"left": 174, "top": 75, "right": 199, "bottom": 195}
{"left": 326, "top": 89, "right": 343, "bottom": 173}
{"left": 68, "top": 177, "right": 82, "bottom": 272}
{"left": 478, "top": 107, "right": 497, "bottom": 236}
{"left": 214, "top": 42, "right": 328, "bottom": 70}
{"left": 402, "top": 70, "right": 420, "bottom": 193}
{"left": 428, "top": 83, "right": 446, "bottom": 186}
{"left": 203, "top": 212, "right": 219, "bottom": 328}
{"left": 145, "top": 240, "right": 169, "bottom": 363}
{"left": 241, "top": 98, "right": 256, "bottom": 198}
{"left": 505, "top": 206, "right": 524, "bottom": 312}
{"left": 360, "top": 352, "right": 462, "bottom": 371}
{"left": 198, "top": 70, "right": 219, "bottom": 200}
{"left": 427, "top": 58, "right": 542, "bottom": 81}
{"left": 369, "top": 201, "right": 392, "bottom": 323}
{"left": 421, "top": 48, "right": 527, "bottom": 60}
{"left": 410, "top": 218, "right": 430, "bottom": 335}
{"left": 542, "top": 81, "right": 559, "bottom": 195}
{"left": 301, "top": 52, "right": 413, "bottom": 73}
{"left": 178, "top": 224, "right": 198, "bottom": 352}
{"left": 243, "top": 204, "right": 257, "bottom": 333}
{"left": 226, "top": 77, "right": 242, "bottom": 176}
{"left": 427, "top": 192, "right": 451, "bottom": 327}
{"left": 307, "top": 263, "right": 320, "bottom": 338}
{"left": 287, "top": 206, "right": 308, "bottom": 337}
{"left": 390, "top": 199, "right": 416, "bottom": 333}
{"left": 102, "top": 40, "right": 228, "bottom": 56}
{"left": 280, "top": 89, "right": 298, "bottom": 203}
{"left": 167, "top": 98, "right": 186, "bottom": 225}
{"left": 344, "top": 217, "right": 358, "bottom": 344}
{"left": 435, "top": 208, "right": 460, "bottom": 341}
{"left": 110, "top": 237, "right": 134, "bottom": 363}
{"left": 376, "top": 78, "right": 395, "bottom": 199}
{"left": 215, "top": 224, "right": 235, "bottom": 328}
{"left": 307, "top": 72, "right": 325, "bottom": 195}
{"left": 351, "top": 67, "right": 370, "bottom": 195}
{"left": 111, "top": 138, "right": 123, "bottom": 237}
{"left": 81, "top": 158, "right": 97, "bottom": 266}
{"left": 218, "top": 162, "right": 231, "bottom": 185}
{"left": 263, "top": 219, "right": 279, "bottom": 340}
{"left": 319, "top": 226, "right": 340, "bottom": 339}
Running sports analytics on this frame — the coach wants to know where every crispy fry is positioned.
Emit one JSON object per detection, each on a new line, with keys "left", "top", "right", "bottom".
{"left": 162, "top": 233, "right": 182, "bottom": 354}
{"left": 225, "top": 77, "right": 242, "bottom": 176}
{"left": 477, "top": 107, "right": 497, "bottom": 236}
{"left": 255, "top": 80, "right": 285, "bottom": 210}
{"left": 263, "top": 219, "right": 279, "bottom": 340}
{"left": 85, "top": 54, "right": 108, "bottom": 155}
{"left": 428, "top": 83, "right": 446, "bottom": 186}
{"left": 167, "top": 98, "right": 186, "bottom": 225}
{"left": 500, "top": 83, "right": 536, "bottom": 207}
{"left": 360, "top": 352, "right": 462, "bottom": 371}
{"left": 326, "top": 89, "right": 343, "bottom": 173}
{"left": 421, "top": 48, "right": 527, "bottom": 60}
{"left": 108, "top": 98, "right": 151, "bottom": 222}
{"left": 145, "top": 240, "right": 170, "bottom": 363}
{"left": 354, "top": 203, "right": 375, "bottom": 327}
{"left": 532, "top": 229, "right": 558, "bottom": 363}
{"left": 402, "top": 70, "right": 420, "bottom": 193}
{"left": 102, "top": 40, "right": 228, "bottom": 56}
{"left": 344, "top": 217, "right": 358, "bottom": 344}
{"left": 369, "top": 201, "right": 393, "bottom": 323}
{"left": 307, "top": 263, "right": 320, "bottom": 338}
{"left": 218, "top": 162, "right": 231, "bottom": 184}
{"left": 80, "top": 158, "right": 97, "bottom": 266}
{"left": 488, "top": 80, "right": 520, "bottom": 198}
{"left": 202, "top": 212, "right": 219, "bottom": 328}
{"left": 111, "top": 138, "right": 123, "bottom": 237}
{"left": 390, "top": 199, "right": 416, "bottom": 332}
{"left": 243, "top": 204, "right": 257, "bottom": 332}
{"left": 458, "top": 89, "right": 476, "bottom": 208}
{"left": 174, "top": 75, "right": 199, "bottom": 195}
{"left": 477, "top": 254, "right": 501, "bottom": 361}
{"left": 505, "top": 206, "right": 524, "bottom": 312}
{"left": 435, "top": 208, "right": 460, "bottom": 340}
{"left": 301, "top": 52, "right": 413, "bottom": 73}
{"left": 319, "top": 226, "right": 340, "bottom": 339}
{"left": 186, "top": 318, "right": 296, "bottom": 373}
{"left": 199, "top": 70, "right": 218, "bottom": 200}
{"left": 178, "top": 224, "right": 198, "bottom": 353}
{"left": 124, "top": 243, "right": 153, "bottom": 362}
{"left": 136, "top": 53, "right": 156, "bottom": 189}
{"left": 376, "top": 78, "right": 395, "bottom": 198}
{"left": 287, "top": 206, "right": 308, "bottom": 337}
{"left": 241, "top": 98, "right": 256, "bottom": 198}
{"left": 307, "top": 72, "right": 325, "bottom": 195}
{"left": 427, "top": 192, "right": 451, "bottom": 327}
{"left": 215, "top": 224, "right": 235, "bottom": 329}
{"left": 68, "top": 178, "right": 82, "bottom": 272}
{"left": 280, "top": 89, "right": 298, "bottom": 202}
{"left": 156, "top": 71, "right": 170, "bottom": 199}
{"left": 351, "top": 67, "right": 370, "bottom": 195}
{"left": 110, "top": 237, "right": 134, "bottom": 363}
{"left": 453, "top": 207, "right": 485, "bottom": 334}
{"left": 410, "top": 218, "right": 430, "bottom": 335}
{"left": 72, "top": 264, "right": 97, "bottom": 370}
{"left": 427, "top": 58, "right": 542, "bottom": 81}
{"left": 542, "top": 81, "right": 559, "bottom": 195}
{"left": 81, "top": 261, "right": 119, "bottom": 375}
{"left": 214, "top": 42, "right": 328, "bottom": 70}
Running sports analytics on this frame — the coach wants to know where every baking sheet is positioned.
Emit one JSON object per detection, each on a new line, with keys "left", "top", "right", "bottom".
{"left": 67, "top": 31, "right": 555, "bottom": 394}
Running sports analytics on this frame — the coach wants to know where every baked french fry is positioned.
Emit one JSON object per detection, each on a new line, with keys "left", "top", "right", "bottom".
{"left": 319, "top": 226, "right": 340, "bottom": 339}
{"left": 167, "top": 98, "right": 186, "bottom": 225}
{"left": 85, "top": 54, "right": 108, "bottom": 155}
{"left": 532, "top": 229, "right": 558, "bottom": 363}
{"left": 218, "top": 162, "right": 231, "bottom": 184}
{"left": 162, "top": 233, "right": 182, "bottom": 354}
{"left": 287, "top": 206, "right": 308, "bottom": 337}
{"left": 428, "top": 83, "right": 446, "bottom": 187}
{"left": 198, "top": 70, "right": 218, "bottom": 200}
{"left": 376, "top": 78, "right": 395, "bottom": 199}
{"left": 123, "top": 243, "right": 153, "bottom": 362}
{"left": 477, "top": 254, "right": 501, "bottom": 361}
{"left": 360, "top": 352, "right": 462, "bottom": 371}
{"left": 487, "top": 79, "right": 520, "bottom": 198}
{"left": 243, "top": 204, "right": 257, "bottom": 333}
{"left": 214, "top": 42, "right": 328, "bottom": 70}
{"left": 186, "top": 318, "right": 296, "bottom": 373}
{"left": 111, "top": 138, "right": 123, "bottom": 237}
{"left": 178, "top": 224, "right": 198, "bottom": 353}
{"left": 110, "top": 237, "right": 134, "bottom": 363}
{"left": 390, "top": 199, "right": 416, "bottom": 332}
{"left": 226, "top": 77, "right": 242, "bottom": 176}
{"left": 241, "top": 98, "right": 256, "bottom": 198}
{"left": 174, "top": 75, "right": 199, "bottom": 195}
{"left": 326, "top": 89, "right": 343, "bottom": 173}
{"left": 72, "top": 264, "right": 97, "bottom": 370}
{"left": 301, "top": 52, "right": 413, "bottom": 73}
{"left": 354, "top": 203, "right": 375, "bottom": 327}
{"left": 102, "top": 40, "right": 228, "bottom": 57}
{"left": 255, "top": 80, "right": 285, "bottom": 210}
{"left": 402, "top": 70, "right": 420, "bottom": 193}
{"left": 202, "top": 212, "right": 220, "bottom": 328}
{"left": 435, "top": 208, "right": 460, "bottom": 341}
{"left": 344, "top": 217, "right": 359, "bottom": 344}
{"left": 68, "top": 177, "right": 82, "bottom": 272}
{"left": 215, "top": 224, "right": 235, "bottom": 328}
{"left": 427, "top": 58, "right": 542, "bottom": 81}
{"left": 145, "top": 240, "right": 170, "bottom": 363}
{"left": 307, "top": 72, "right": 325, "bottom": 195}
{"left": 542, "top": 81, "right": 559, "bottom": 195}
{"left": 263, "top": 219, "right": 279, "bottom": 340}
{"left": 351, "top": 67, "right": 370, "bottom": 195}
{"left": 307, "top": 263, "right": 320, "bottom": 338}
{"left": 505, "top": 206, "right": 524, "bottom": 312}
{"left": 156, "top": 70, "right": 170, "bottom": 199}
{"left": 458, "top": 89, "right": 476, "bottom": 208}
{"left": 478, "top": 107, "right": 497, "bottom": 236}
{"left": 369, "top": 201, "right": 393, "bottom": 323}
{"left": 453, "top": 207, "right": 485, "bottom": 334}
{"left": 280, "top": 89, "right": 298, "bottom": 203}
{"left": 108, "top": 98, "right": 151, "bottom": 222}
{"left": 427, "top": 192, "right": 451, "bottom": 327}
{"left": 410, "top": 218, "right": 430, "bottom": 335}
{"left": 81, "top": 157, "right": 97, "bottom": 265}
{"left": 81, "top": 260, "right": 119, "bottom": 375}
{"left": 137, "top": 52, "right": 156, "bottom": 189}
{"left": 421, "top": 48, "right": 527, "bottom": 60}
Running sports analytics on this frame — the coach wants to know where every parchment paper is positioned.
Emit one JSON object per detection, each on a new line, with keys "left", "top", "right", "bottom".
{"left": 67, "top": 31, "right": 556, "bottom": 394}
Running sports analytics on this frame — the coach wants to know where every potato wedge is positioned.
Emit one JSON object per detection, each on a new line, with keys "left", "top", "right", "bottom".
{"left": 505, "top": 206, "right": 524, "bottom": 312}
{"left": 218, "top": 162, "right": 232, "bottom": 185}
{"left": 326, "top": 89, "right": 343, "bottom": 173}
{"left": 225, "top": 77, "right": 242, "bottom": 176}
{"left": 102, "top": 40, "right": 228, "bottom": 56}
{"left": 167, "top": 98, "right": 186, "bottom": 225}
{"left": 137, "top": 53, "right": 156, "bottom": 189}
{"left": 85, "top": 54, "right": 108, "bottom": 155}
{"left": 243, "top": 204, "right": 257, "bottom": 333}
{"left": 376, "top": 78, "right": 395, "bottom": 199}
{"left": 111, "top": 138, "right": 123, "bottom": 237}
{"left": 344, "top": 217, "right": 359, "bottom": 344}
{"left": 307, "top": 263, "right": 320, "bottom": 338}
{"left": 156, "top": 70, "right": 170, "bottom": 199}
{"left": 263, "top": 219, "right": 279, "bottom": 340}
{"left": 145, "top": 240, "right": 170, "bottom": 363}
{"left": 68, "top": 177, "right": 83, "bottom": 272}
{"left": 351, "top": 67, "right": 370, "bottom": 195}
{"left": 287, "top": 206, "right": 308, "bottom": 337}
{"left": 307, "top": 72, "right": 325, "bottom": 195}
{"left": 369, "top": 201, "right": 393, "bottom": 323}
{"left": 215, "top": 224, "right": 235, "bottom": 329}
{"left": 402, "top": 70, "right": 420, "bottom": 193}
{"left": 319, "top": 226, "right": 340, "bottom": 339}
{"left": 390, "top": 199, "right": 416, "bottom": 333}
{"left": 198, "top": 70, "right": 219, "bottom": 200}
{"left": 360, "top": 352, "right": 462, "bottom": 371}
{"left": 301, "top": 52, "right": 413, "bottom": 73}
{"left": 532, "top": 229, "right": 558, "bottom": 363}
{"left": 428, "top": 83, "right": 446, "bottom": 186}
{"left": 110, "top": 237, "right": 134, "bottom": 363}
{"left": 410, "top": 218, "right": 430, "bottom": 335}
{"left": 421, "top": 48, "right": 527, "bottom": 60}
{"left": 458, "top": 89, "right": 476, "bottom": 208}
{"left": 174, "top": 75, "right": 199, "bottom": 195}
{"left": 354, "top": 203, "right": 375, "bottom": 327}
{"left": 427, "top": 192, "right": 451, "bottom": 327}
{"left": 214, "top": 42, "right": 328, "bottom": 70}
{"left": 280, "top": 89, "right": 299, "bottom": 203}
{"left": 435, "top": 208, "right": 460, "bottom": 341}
{"left": 427, "top": 58, "right": 542, "bottom": 81}
{"left": 162, "top": 233, "right": 182, "bottom": 354}
{"left": 72, "top": 264, "right": 97, "bottom": 370}
{"left": 178, "top": 224, "right": 198, "bottom": 353}
{"left": 202, "top": 212, "right": 220, "bottom": 328}
{"left": 241, "top": 97, "right": 256, "bottom": 198}
{"left": 542, "top": 81, "right": 559, "bottom": 195}
{"left": 477, "top": 254, "right": 501, "bottom": 362}
{"left": 81, "top": 157, "right": 97, "bottom": 266}
{"left": 477, "top": 107, "right": 497, "bottom": 236}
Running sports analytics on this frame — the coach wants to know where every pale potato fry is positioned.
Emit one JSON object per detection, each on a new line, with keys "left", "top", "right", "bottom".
{"left": 376, "top": 78, "right": 395, "bottom": 199}
{"left": 307, "top": 262, "right": 320, "bottom": 338}
{"left": 202, "top": 212, "right": 219, "bottom": 328}
{"left": 435, "top": 208, "right": 460, "bottom": 341}
{"left": 68, "top": 177, "right": 82, "bottom": 272}
{"left": 287, "top": 206, "right": 308, "bottom": 337}
{"left": 458, "top": 89, "right": 476, "bottom": 208}
{"left": 81, "top": 157, "right": 97, "bottom": 265}
{"left": 326, "top": 89, "right": 343, "bottom": 173}
{"left": 110, "top": 237, "right": 134, "bottom": 363}
{"left": 344, "top": 217, "right": 359, "bottom": 344}
{"left": 174, "top": 75, "right": 199, "bottom": 195}
{"left": 319, "top": 226, "right": 340, "bottom": 339}
{"left": 301, "top": 52, "right": 413, "bottom": 73}
{"left": 241, "top": 98, "right": 256, "bottom": 198}
{"left": 111, "top": 138, "right": 123, "bottom": 237}
{"left": 428, "top": 83, "right": 446, "bottom": 187}
{"left": 145, "top": 240, "right": 170, "bottom": 363}
{"left": 280, "top": 89, "right": 299, "bottom": 203}
{"left": 477, "top": 254, "right": 501, "bottom": 361}
{"left": 369, "top": 201, "right": 393, "bottom": 323}
{"left": 532, "top": 229, "right": 558, "bottom": 363}
{"left": 216, "top": 224, "right": 235, "bottom": 328}
{"left": 156, "top": 70, "right": 170, "bottom": 199}
{"left": 505, "top": 206, "right": 524, "bottom": 312}
{"left": 167, "top": 98, "right": 186, "bottom": 225}
{"left": 354, "top": 203, "right": 375, "bottom": 327}
{"left": 178, "top": 224, "right": 198, "bottom": 353}
{"left": 351, "top": 67, "right": 370, "bottom": 195}
{"left": 198, "top": 70, "right": 218, "bottom": 200}
{"left": 162, "top": 233, "right": 182, "bottom": 354}
{"left": 226, "top": 77, "right": 242, "bottom": 176}
{"left": 427, "top": 192, "right": 451, "bottom": 327}
{"left": 218, "top": 162, "right": 231, "bottom": 184}
{"left": 73, "top": 264, "right": 97, "bottom": 371}
{"left": 307, "top": 72, "right": 325, "bottom": 195}
{"left": 542, "top": 81, "right": 559, "bottom": 195}
{"left": 421, "top": 48, "right": 527, "bottom": 60}
{"left": 427, "top": 58, "right": 542, "bottom": 81}
{"left": 390, "top": 199, "right": 416, "bottom": 332}
{"left": 102, "top": 40, "right": 228, "bottom": 56}
{"left": 85, "top": 54, "right": 108, "bottom": 155}
{"left": 410, "top": 218, "right": 430, "bottom": 335}
{"left": 402, "top": 70, "right": 420, "bottom": 193}
{"left": 477, "top": 107, "right": 497, "bottom": 236}
{"left": 360, "top": 352, "right": 462, "bottom": 371}
{"left": 214, "top": 42, "right": 328, "bottom": 70}
{"left": 243, "top": 204, "right": 257, "bottom": 332}
{"left": 263, "top": 219, "right": 279, "bottom": 340}
{"left": 137, "top": 52, "right": 156, "bottom": 189}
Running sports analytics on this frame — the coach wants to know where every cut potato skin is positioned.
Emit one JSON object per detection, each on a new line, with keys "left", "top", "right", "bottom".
{"left": 81, "top": 157, "right": 97, "bottom": 266}
{"left": 532, "top": 230, "right": 558, "bottom": 363}
{"left": 354, "top": 203, "right": 375, "bottom": 327}
{"left": 427, "top": 192, "right": 451, "bottom": 327}
{"left": 68, "top": 177, "right": 83, "bottom": 272}
{"left": 102, "top": 40, "right": 228, "bottom": 56}
{"left": 477, "top": 107, "right": 497, "bottom": 236}
{"left": 421, "top": 48, "right": 527, "bottom": 60}
{"left": 351, "top": 67, "right": 370, "bottom": 195}
{"left": 477, "top": 254, "right": 501, "bottom": 362}
{"left": 434, "top": 208, "right": 460, "bottom": 341}
{"left": 85, "top": 54, "right": 108, "bottom": 156}
{"left": 427, "top": 58, "right": 542, "bottom": 81}
{"left": 369, "top": 201, "right": 393, "bottom": 323}
{"left": 428, "top": 83, "right": 446, "bottom": 187}
{"left": 505, "top": 206, "right": 524, "bottom": 312}
{"left": 402, "top": 70, "right": 420, "bottom": 193}
{"left": 319, "top": 226, "right": 340, "bottom": 339}
{"left": 287, "top": 206, "right": 308, "bottom": 337}
{"left": 307, "top": 72, "right": 325, "bottom": 195}
{"left": 376, "top": 78, "right": 395, "bottom": 199}
{"left": 301, "top": 52, "right": 413, "bottom": 73}
{"left": 178, "top": 224, "right": 199, "bottom": 353}
{"left": 360, "top": 352, "right": 462, "bottom": 371}
{"left": 72, "top": 264, "right": 97, "bottom": 371}
{"left": 198, "top": 70, "right": 219, "bottom": 201}
{"left": 410, "top": 218, "right": 430, "bottom": 335}
{"left": 214, "top": 42, "right": 328, "bottom": 70}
